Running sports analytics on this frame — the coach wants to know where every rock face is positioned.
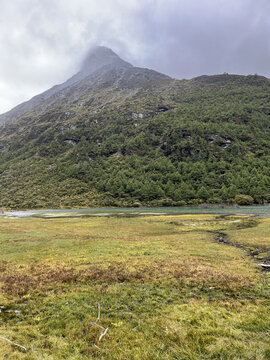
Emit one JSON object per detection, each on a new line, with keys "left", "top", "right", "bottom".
{"left": 0, "top": 46, "right": 170, "bottom": 124}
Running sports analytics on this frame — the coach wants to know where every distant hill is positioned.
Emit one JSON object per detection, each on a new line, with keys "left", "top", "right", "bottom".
{"left": 0, "top": 46, "right": 269, "bottom": 209}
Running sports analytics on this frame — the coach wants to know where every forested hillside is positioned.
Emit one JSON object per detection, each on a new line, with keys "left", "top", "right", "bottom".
{"left": 0, "top": 47, "right": 270, "bottom": 209}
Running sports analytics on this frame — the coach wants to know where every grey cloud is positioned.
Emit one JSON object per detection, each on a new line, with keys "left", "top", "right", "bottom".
{"left": 1, "top": 0, "right": 270, "bottom": 113}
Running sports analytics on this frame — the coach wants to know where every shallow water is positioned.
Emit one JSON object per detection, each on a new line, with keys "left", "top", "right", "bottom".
{"left": 2, "top": 205, "right": 270, "bottom": 218}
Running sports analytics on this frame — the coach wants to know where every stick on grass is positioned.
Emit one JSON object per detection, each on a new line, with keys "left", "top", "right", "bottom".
{"left": 97, "top": 327, "right": 108, "bottom": 344}
{"left": 0, "top": 336, "right": 27, "bottom": 352}
{"left": 91, "top": 303, "right": 108, "bottom": 348}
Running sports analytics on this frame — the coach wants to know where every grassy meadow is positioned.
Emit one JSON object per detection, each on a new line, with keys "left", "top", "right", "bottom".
{"left": 0, "top": 214, "right": 269, "bottom": 359}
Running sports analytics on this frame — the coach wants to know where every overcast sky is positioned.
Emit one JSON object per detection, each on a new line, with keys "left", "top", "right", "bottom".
{"left": 1, "top": 0, "right": 270, "bottom": 114}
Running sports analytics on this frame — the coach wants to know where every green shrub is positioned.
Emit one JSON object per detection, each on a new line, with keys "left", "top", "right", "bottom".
{"left": 208, "top": 197, "right": 222, "bottom": 204}
{"left": 174, "top": 200, "right": 187, "bottom": 207}
{"left": 160, "top": 198, "right": 174, "bottom": 206}
{"left": 132, "top": 201, "right": 142, "bottom": 207}
{"left": 234, "top": 195, "right": 254, "bottom": 205}
{"left": 188, "top": 199, "right": 201, "bottom": 206}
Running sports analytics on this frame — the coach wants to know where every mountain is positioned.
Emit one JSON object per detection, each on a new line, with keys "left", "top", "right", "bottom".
{"left": 0, "top": 46, "right": 270, "bottom": 209}
{"left": 0, "top": 46, "right": 170, "bottom": 124}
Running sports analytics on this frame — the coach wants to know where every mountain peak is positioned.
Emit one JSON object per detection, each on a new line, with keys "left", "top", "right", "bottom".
{"left": 83, "top": 46, "right": 120, "bottom": 62}
{"left": 80, "top": 46, "right": 131, "bottom": 75}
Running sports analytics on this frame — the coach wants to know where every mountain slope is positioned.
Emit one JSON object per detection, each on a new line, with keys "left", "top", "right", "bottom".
{"left": 0, "top": 46, "right": 170, "bottom": 124}
{"left": 0, "top": 47, "right": 270, "bottom": 209}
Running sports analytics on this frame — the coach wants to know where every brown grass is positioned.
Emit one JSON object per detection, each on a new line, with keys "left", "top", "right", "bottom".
{"left": 0, "top": 259, "right": 253, "bottom": 296}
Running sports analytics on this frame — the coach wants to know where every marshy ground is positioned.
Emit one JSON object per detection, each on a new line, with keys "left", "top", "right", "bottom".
{"left": 0, "top": 214, "right": 269, "bottom": 359}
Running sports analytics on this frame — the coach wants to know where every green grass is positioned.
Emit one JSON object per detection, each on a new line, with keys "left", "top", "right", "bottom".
{"left": 0, "top": 214, "right": 269, "bottom": 359}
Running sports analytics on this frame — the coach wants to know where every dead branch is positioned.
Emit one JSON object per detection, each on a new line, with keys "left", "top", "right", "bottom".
{"left": 90, "top": 322, "right": 105, "bottom": 330}
{"left": 96, "top": 302, "right": 100, "bottom": 322}
{"left": 97, "top": 327, "right": 108, "bottom": 345}
{"left": 0, "top": 336, "right": 27, "bottom": 352}
{"left": 91, "top": 303, "right": 109, "bottom": 348}
{"left": 132, "top": 320, "right": 141, "bottom": 330}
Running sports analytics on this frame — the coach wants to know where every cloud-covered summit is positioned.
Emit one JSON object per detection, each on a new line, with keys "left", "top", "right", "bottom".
{"left": 80, "top": 46, "right": 131, "bottom": 77}
{"left": 1, "top": 0, "right": 270, "bottom": 114}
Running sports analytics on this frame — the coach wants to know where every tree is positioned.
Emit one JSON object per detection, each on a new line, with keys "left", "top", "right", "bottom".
{"left": 197, "top": 186, "right": 209, "bottom": 202}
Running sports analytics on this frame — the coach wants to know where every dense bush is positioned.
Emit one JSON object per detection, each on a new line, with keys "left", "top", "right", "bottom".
{"left": 234, "top": 195, "right": 254, "bottom": 206}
